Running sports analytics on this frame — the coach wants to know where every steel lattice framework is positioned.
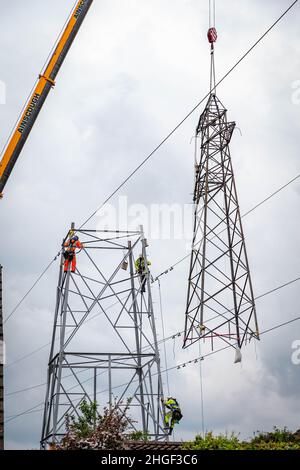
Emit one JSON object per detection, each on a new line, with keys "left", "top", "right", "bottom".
{"left": 41, "top": 225, "right": 166, "bottom": 447}
{"left": 183, "top": 93, "right": 259, "bottom": 351}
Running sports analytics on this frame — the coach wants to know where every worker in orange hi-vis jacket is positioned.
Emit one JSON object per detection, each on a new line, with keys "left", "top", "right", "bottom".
{"left": 63, "top": 235, "right": 83, "bottom": 273}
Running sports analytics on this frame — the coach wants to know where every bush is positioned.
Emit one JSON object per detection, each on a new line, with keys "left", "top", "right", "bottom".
{"left": 182, "top": 428, "right": 300, "bottom": 451}
{"left": 183, "top": 432, "right": 243, "bottom": 450}
{"left": 251, "top": 426, "right": 296, "bottom": 444}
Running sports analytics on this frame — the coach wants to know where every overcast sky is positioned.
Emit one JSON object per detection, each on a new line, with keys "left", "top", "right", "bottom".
{"left": 1, "top": 0, "right": 300, "bottom": 449}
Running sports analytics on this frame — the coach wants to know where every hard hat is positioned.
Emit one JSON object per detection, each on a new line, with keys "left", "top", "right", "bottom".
{"left": 71, "top": 235, "right": 79, "bottom": 242}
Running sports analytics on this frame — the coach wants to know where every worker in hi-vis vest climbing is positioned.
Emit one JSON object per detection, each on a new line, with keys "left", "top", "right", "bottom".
{"left": 135, "top": 254, "right": 151, "bottom": 293}
{"left": 63, "top": 235, "right": 83, "bottom": 273}
{"left": 162, "top": 397, "right": 183, "bottom": 435}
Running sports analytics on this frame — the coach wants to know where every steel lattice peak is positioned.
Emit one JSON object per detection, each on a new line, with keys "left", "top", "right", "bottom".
{"left": 183, "top": 93, "right": 260, "bottom": 352}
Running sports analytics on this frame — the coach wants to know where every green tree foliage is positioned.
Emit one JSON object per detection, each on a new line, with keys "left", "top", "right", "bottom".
{"left": 127, "top": 430, "right": 150, "bottom": 441}
{"left": 183, "top": 432, "right": 242, "bottom": 450}
{"left": 67, "top": 400, "right": 97, "bottom": 438}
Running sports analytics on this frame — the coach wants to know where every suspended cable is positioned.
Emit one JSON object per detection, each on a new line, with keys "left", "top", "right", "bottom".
{"left": 5, "top": 401, "right": 44, "bottom": 424}
{"left": 5, "top": 341, "right": 52, "bottom": 370}
{"left": 153, "top": 173, "right": 300, "bottom": 283}
{"left": 3, "top": 256, "right": 60, "bottom": 325}
{"left": 243, "top": 173, "right": 300, "bottom": 218}
{"left": 255, "top": 277, "right": 300, "bottom": 300}
{"left": 5, "top": 382, "right": 47, "bottom": 398}
{"left": 147, "top": 275, "right": 300, "bottom": 349}
{"left": 158, "top": 279, "right": 170, "bottom": 397}
{"left": 5, "top": 293, "right": 127, "bottom": 370}
{"left": 6, "top": 273, "right": 300, "bottom": 401}
{"left": 6, "top": 313, "right": 300, "bottom": 425}
{"left": 6, "top": 273, "right": 300, "bottom": 376}
{"left": 174, "top": 314, "right": 300, "bottom": 371}
{"left": 3, "top": 0, "right": 300, "bottom": 434}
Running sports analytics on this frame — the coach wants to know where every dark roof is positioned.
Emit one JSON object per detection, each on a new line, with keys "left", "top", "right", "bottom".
{"left": 125, "top": 440, "right": 183, "bottom": 451}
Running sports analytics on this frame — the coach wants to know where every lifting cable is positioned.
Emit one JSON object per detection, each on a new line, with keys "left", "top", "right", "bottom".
{"left": 208, "top": 0, "right": 217, "bottom": 92}
{"left": 157, "top": 279, "right": 170, "bottom": 397}
{"left": 209, "top": 0, "right": 216, "bottom": 28}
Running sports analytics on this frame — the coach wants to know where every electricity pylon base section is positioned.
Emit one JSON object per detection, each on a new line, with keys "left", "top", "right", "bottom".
{"left": 41, "top": 226, "right": 166, "bottom": 448}
{"left": 184, "top": 93, "right": 259, "bottom": 351}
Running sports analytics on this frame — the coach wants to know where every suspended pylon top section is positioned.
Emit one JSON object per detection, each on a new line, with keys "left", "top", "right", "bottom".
{"left": 183, "top": 2, "right": 259, "bottom": 352}
{"left": 183, "top": 92, "right": 260, "bottom": 352}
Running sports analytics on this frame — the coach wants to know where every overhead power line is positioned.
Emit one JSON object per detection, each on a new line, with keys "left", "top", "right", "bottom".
{"left": 153, "top": 173, "right": 300, "bottom": 283}
{"left": 5, "top": 401, "right": 45, "bottom": 424}
{"left": 172, "top": 314, "right": 300, "bottom": 371}
{"left": 79, "top": 0, "right": 298, "bottom": 229}
{"left": 3, "top": 0, "right": 298, "bottom": 325}
{"left": 93, "top": 313, "right": 300, "bottom": 392}
{"left": 242, "top": 174, "right": 300, "bottom": 218}
{"left": 149, "top": 275, "right": 300, "bottom": 348}
{"left": 3, "top": 256, "right": 60, "bottom": 326}
{"left": 5, "top": 342, "right": 52, "bottom": 370}
{"left": 5, "top": 273, "right": 300, "bottom": 400}
{"left": 7, "top": 311, "right": 298, "bottom": 425}
{"left": 5, "top": 295, "right": 127, "bottom": 371}
{"left": 141, "top": 275, "right": 300, "bottom": 353}
{"left": 6, "top": 273, "right": 299, "bottom": 374}
{"left": 5, "top": 382, "right": 47, "bottom": 398}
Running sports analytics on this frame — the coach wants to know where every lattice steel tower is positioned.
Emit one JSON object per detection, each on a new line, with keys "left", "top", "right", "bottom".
{"left": 183, "top": 15, "right": 259, "bottom": 352}
{"left": 41, "top": 225, "right": 166, "bottom": 447}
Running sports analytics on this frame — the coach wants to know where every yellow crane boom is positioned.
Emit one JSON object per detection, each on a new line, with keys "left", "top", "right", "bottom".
{"left": 0, "top": 0, "right": 93, "bottom": 197}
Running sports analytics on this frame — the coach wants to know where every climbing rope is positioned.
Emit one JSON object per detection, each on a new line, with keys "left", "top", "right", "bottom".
{"left": 198, "top": 341, "right": 205, "bottom": 437}
{"left": 158, "top": 279, "right": 170, "bottom": 397}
